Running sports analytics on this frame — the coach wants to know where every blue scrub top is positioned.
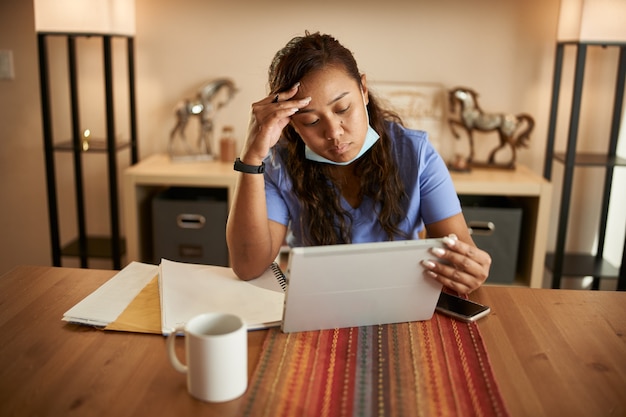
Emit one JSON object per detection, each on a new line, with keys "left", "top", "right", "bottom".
{"left": 263, "top": 122, "right": 461, "bottom": 246}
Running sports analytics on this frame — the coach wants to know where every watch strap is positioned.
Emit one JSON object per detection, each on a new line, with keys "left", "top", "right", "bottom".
{"left": 233, "top": 157, "right": 265, "bottom": 174}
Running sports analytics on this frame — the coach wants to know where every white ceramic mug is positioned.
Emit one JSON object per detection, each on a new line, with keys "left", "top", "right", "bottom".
{"left": 166, "top": 312, "right": 247, "bottom": 402}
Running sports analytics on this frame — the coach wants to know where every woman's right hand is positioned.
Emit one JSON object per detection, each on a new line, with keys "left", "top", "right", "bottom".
{"left": 239, "top": 82, "right": 311, "bottom": 165}
{"left": 227, "top": 83, "right": 309, "bottom": 280}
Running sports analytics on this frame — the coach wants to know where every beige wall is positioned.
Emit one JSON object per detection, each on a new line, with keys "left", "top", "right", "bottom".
{"left": 1, "top": 0, "right": 623, "bottom": 279}
{"left": 134, "top": 0, "right": 560, "bottom": 167}
{"left": 0, "top": 0, "right": 51, "bottom": 273}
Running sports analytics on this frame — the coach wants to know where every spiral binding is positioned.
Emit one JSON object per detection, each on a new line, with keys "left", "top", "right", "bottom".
{"left": 270, "top": 262, "right": 287, "bottom": 291}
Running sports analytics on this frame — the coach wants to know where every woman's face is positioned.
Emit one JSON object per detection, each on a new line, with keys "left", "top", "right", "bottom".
{"left": 290, "top": 66, "right": 369, "bottom": 164}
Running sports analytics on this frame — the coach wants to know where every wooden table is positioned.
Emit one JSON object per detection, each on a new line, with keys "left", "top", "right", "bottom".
{"left": 1, "top": 266, "right": 624, "bottom": 417}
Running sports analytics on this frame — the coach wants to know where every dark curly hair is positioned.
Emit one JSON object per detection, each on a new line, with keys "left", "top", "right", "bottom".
{"left": 269, "top": 31, "right": 408, "bottom": 245}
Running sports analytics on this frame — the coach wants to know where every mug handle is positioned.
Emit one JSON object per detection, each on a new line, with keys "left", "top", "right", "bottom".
{"left": 166, "top": 327, "right": 187, "bottom": 374}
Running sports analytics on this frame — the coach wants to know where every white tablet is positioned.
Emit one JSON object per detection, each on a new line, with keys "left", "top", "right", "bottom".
{"left": 281, "top": 238, "right": 444, "bottom": 333}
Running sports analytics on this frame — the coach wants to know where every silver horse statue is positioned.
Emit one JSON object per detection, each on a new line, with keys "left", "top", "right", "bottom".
{"left": 169, "top": 78, "right": 237, "bottom": 158}
{"left": 448, "top": 87, "right": 534, "bottom": 169}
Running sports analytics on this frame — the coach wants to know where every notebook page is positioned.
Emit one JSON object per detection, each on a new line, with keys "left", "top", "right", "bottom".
{"left": 159, "top": 259, "right": 285, "bottom": 335}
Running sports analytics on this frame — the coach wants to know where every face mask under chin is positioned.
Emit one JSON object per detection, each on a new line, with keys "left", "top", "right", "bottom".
{"left": 304, "top": 125, "right": 380, "bottom": 166}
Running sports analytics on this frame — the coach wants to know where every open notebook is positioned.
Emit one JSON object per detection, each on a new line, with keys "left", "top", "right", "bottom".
{"left": 159, "top": 259, "right": 286, "bottom": 334}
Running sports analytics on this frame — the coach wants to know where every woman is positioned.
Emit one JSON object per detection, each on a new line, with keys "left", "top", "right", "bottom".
{"left": 226, "top": 32, "right": 490, "bottom": 294}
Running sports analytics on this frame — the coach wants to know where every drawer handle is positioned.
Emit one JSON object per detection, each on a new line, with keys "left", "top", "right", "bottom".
{"left": 176, "top": 214, "right": 206, "bottom": 229}
{"left": 178, "top": 244, "right": 203, "bottom": 258}
{"left": 468, "top": 221, "right": 495, "bottom": 236}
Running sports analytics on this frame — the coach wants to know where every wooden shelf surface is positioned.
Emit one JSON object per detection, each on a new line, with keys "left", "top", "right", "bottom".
{"left": 449, "top": 164, "right": 550, "bottom": 196}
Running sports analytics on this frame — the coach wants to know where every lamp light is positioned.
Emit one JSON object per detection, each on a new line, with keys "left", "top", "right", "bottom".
{"left": 34, "top": 0, "right": 135, "bottom": 35}
{"left": 557, "top": 0, "right": 626, "bottom": 43}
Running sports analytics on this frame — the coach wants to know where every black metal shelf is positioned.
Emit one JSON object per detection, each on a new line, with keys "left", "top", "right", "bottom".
{"left": 543, "top": 41, "right": 626, "bottom": 291}
{"left": 62, "top": 236, "right": 127, "bottom": 259}
{"left": 553, "top": 152, "right": 626, "bottom": 167}
{"left": 54, "top": 139, "right": 132, "bottom": 153}
{"left": 38, "top": 32, "right": 138, "bottom": 270}
{"left": 545, "top": 252, "right": 619, "bottom": 279}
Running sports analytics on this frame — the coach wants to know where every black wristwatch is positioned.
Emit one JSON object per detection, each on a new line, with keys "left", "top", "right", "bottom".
{"left": 233, "top": 157, "right": 265, "bottom": 174}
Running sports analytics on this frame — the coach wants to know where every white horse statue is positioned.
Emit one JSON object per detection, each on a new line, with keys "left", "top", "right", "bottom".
{"left": 169, "top": 78, "right": 237, "bottom": 158}
{"left": 448, "top": 87, "right": 534, "bottom": 169}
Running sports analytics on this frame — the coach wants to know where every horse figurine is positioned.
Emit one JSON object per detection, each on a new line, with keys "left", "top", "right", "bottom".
{"left": 448, "top": 87, "right": 534, "bottom": 169}
{"left": 169, "top": 78, "right": 237, "bottom": 158}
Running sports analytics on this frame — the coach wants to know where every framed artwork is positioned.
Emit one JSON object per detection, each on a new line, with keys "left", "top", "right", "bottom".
{"left": 370, "top": 82, "right": 446, "bottom": 152}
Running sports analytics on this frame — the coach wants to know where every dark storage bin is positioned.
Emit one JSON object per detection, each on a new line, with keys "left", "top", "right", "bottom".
{"left": 460, "top": 196, "right": 522, "bottom": 284}
{"left": 152, "top": 187, "right": 229, "bottom": 266}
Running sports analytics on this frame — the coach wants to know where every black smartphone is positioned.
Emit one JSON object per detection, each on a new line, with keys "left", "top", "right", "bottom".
{"left": 435, "top": 292, "right": 491, "bottom": 322}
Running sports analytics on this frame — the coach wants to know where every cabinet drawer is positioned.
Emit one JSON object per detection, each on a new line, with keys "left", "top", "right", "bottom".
{"left": 460, "top": 196, "right": 522, "bottom": 284}
{"left": 152, "top": 187, "right": 228, "bottom": 266}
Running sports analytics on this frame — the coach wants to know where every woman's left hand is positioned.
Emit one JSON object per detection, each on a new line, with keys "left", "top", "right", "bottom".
{"left": 422, "top": 234, "right": 491, "bottom": 294}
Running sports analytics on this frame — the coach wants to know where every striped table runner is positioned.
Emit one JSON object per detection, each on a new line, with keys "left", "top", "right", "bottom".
{"left": 238, "top": 314, "right": 509, "bottom": 417}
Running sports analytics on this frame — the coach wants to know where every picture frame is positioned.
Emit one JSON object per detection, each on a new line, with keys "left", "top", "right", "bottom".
{"left": 370, "top": 81, "right": 446, "bottom": 152}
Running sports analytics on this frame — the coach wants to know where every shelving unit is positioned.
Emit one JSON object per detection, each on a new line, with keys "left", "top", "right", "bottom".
{"left": 544, "top": 40, "right": 626, "bottom": 290}
{"left": 37, "top": 32, "right": 138, "bottom": 269}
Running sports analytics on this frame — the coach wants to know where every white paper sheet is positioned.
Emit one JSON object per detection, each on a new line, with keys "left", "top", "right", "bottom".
{"left": 158, "top": 259, "right": 285, "bottom": 335}
{"left": 62, "top": 261, "right": 159, "bottom": 326}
